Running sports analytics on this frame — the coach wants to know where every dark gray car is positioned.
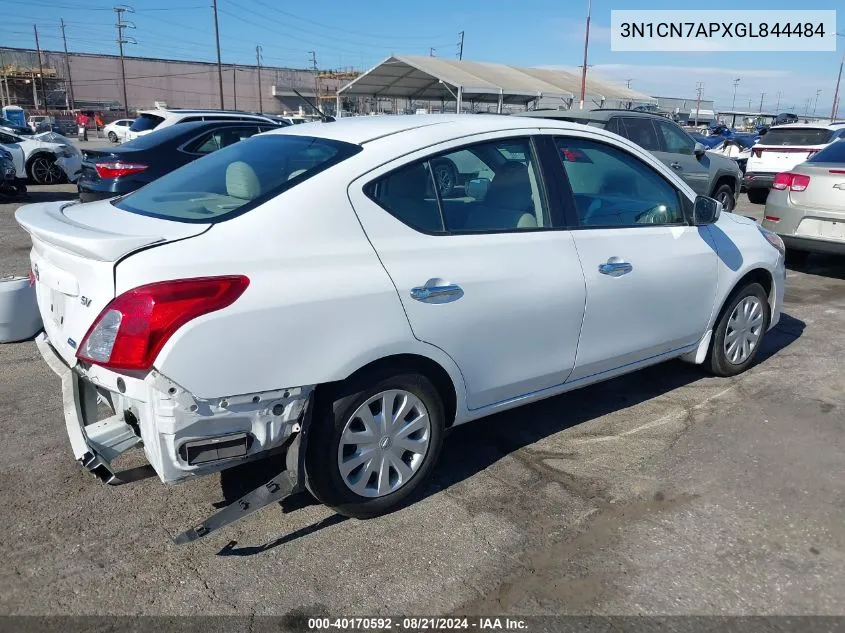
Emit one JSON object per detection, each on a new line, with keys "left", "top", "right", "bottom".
{"left": 519, "top": 109, "right": 742, "bottom": 211}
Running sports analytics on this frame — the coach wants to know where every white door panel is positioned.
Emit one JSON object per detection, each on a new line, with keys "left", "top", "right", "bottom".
{"left": 568, "top": 225, "right": 718, "bottom": 381}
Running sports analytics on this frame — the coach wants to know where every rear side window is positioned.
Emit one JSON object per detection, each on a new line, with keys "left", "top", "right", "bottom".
{"left": 808, "top": 139, "right": 845, "bottom": 163}
{"left": 115, "top": 134, "right": 361, "bottom": 222}
{"left": 183, "top": 126, "right": 262, "bottom": 155}
{"left": 763, "top": 128, "right": 833, "bottom": 146}
{"left": 618, "top": 117, "right": 660, "bottom": 151}
{"left": 368, "top": 162, "right": 443, "bottom": 233}
{"left": 129, "top": 113, "right": 164, "bottom": 132}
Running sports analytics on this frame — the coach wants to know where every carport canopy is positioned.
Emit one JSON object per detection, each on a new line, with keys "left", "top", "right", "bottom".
{"left": 338, "top": 55, "right": 655, "bottom": 109}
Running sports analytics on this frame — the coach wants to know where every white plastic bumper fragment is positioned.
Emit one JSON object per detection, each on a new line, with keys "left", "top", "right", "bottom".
{"left": 0, "top": 276, "right": 42, "bottom": 343}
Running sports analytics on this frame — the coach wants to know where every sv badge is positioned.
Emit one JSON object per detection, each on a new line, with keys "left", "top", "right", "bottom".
{"left": 80, "top": 296, "right": 92, "bottom": 307}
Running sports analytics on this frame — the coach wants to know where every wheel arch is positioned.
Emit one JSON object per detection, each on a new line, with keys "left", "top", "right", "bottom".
{"left": 25, "top": 150, "right": 57, "bottom": 178}
{"left": 710, "top": 172, "right": 739, "bottom": 197}
{"left": 322, "top": 353, "right": 460, "bottom": 428}
{"left": 715, "top": 267, "right": 774, "bottom": 326}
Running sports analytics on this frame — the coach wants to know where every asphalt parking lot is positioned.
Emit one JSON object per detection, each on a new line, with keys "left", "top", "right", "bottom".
{"left": 0, "top": 184, "right": 843, "bottom": 616}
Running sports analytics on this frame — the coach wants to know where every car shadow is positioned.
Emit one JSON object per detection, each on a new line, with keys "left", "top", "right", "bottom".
{"left": 788, "top": 253, "right": 845, "bottom": 280}
{"left": 215, "top": 312, "right": 805, "bottom": 556}
{"left": 17, "top": 190, "right": 78, "bottom": 203}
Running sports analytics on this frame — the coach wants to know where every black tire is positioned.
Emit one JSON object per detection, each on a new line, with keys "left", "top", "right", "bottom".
{"left": 706, "top": 282, "right": 770, "bottom": 377}
{"left": 306, "top": 369, "right": 445, "bottom": 519}
{"left": 27, "top": 154, "right": 64, "bottom": 185}
{"left": 431, "top": 160, "right": 457, "bottom": 198}
{"left": 785, "top": 248, "right": 810, "bottom": 267}
{"left": 746, "top": 188, "right": 768, "bottom": 205}
{"left": 108, "top": 131, "right": 118, "bottom": 143}
{"left": 711, "top": 183, "right": 736, "bottom": 212}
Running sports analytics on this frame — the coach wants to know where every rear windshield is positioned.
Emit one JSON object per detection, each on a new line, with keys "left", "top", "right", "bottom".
{"left": 114, "top": 134, "right": 361, "bottom": 222}
{"left": 129, "top": 113, "right": 165, "bottom": 132}
{"left": 808, "top": 139, "right": 845, "bottom": 163}
{"left": 762, "top": 128, "right": 833, "bottom": 146}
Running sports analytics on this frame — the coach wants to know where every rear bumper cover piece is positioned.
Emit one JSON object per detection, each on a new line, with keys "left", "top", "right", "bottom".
{"left": 35, "top": 332, "right": 313, "bottom": 485}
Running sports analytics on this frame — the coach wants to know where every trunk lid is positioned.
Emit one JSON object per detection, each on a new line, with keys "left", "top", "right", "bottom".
{"left": 789, "top": 163, "right": 845, "bottom": 213}
{"left": 16, "top": 199, "right": 209, "bottom": 366}
{"left": 79, "top": 148, "right": 119, "bottom": 182}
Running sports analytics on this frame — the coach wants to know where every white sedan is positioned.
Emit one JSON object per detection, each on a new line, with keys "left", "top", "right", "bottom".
{"left": 0, "top": 129, "right": 81, "bottom": 184}
{"left": 103, "top": 118, "right": 134, "bottom": 143}
{"left": 16, "top": 115, "right": 785, "bottom": 529}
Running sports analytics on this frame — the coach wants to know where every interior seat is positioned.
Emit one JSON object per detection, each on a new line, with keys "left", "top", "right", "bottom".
{"left": 226, "top": 161, "right": 261, "bottom": 200}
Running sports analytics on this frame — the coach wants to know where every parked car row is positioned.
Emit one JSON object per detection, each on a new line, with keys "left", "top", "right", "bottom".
{"left": 16, "top": 114, "right": 786, "bottom": 536}
{"left": 0, "top": 128, "right": 81, "bottom": 185}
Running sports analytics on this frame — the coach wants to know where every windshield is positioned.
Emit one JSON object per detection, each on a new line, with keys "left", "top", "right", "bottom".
{"left": 114, "top": 134, "right": 361, "bottom": 222}
{"left": 808, "top": 139, "right": 845, "bottom": 163}
{"left": 761, "top": 128, "right": 833, "bottom": 146}
{"left": 129, "top": 113, "right": 165, "bottom": 132}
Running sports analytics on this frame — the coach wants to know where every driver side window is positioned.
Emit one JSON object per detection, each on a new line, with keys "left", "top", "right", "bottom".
{"left": 554, "top": 137, "right": 684, "bottom": 228}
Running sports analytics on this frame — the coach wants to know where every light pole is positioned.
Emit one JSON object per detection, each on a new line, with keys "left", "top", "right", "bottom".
{"left": 731, "top": 78, "right": 740, "bottom": 110}
{"left": 831, "top": 33, "right": 845, "bottom": 120}
{"left": 579, "top": 0, "right": 592, "bottom": 109}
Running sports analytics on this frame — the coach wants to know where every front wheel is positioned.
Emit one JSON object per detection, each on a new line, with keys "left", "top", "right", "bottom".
{"left": 108, "top": 131, "right": 118, "bottom": 143}
{"left": 306, "top": 370, "right": 445, "bottom": 519}
{"left": 712, "top": 184, "right": 736, "bottom": 212}
{"left": 706, "top": 282, "right": 770, "bottom": 377}
{"left": 28, "top": 155, "right": 64, "bottom": 185}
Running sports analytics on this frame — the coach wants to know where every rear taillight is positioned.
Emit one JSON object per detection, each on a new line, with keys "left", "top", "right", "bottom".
{"left": 94, "top": 162, "right": 148, "bottom": 179}
{"left": 752, "top": 149, "right": 762, "bottom": 158}
{"left": 77, "top": 276, "right": 249, "bottom": 371}
{"left": 764, "top": 215, "right": 781, "bottom": 223}
{"left": 772, "top": 172, "right": 811, "bottom": 192}
{"left": 830, "top": 169, "right": 845, "bottom": 175}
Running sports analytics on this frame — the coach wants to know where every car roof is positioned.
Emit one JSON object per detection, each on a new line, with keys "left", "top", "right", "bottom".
{"left": 137, "top": 108, "right": 273, "bottom": 120}
{"left": 118, "top": 119, "right": 279, "bottom": 146}
{"left": 262, "top": 113, "right": 589, "bottom": 145}
{"left": 518, "top": 108, "right": 672, "bottom": 123}
{"left": 771, "top": 122, "right": 845, "bottom": 130}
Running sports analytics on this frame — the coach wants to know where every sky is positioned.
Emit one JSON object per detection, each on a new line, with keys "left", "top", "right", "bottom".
{"left": 0, "top": 0, "right": 843, "bottom": 114}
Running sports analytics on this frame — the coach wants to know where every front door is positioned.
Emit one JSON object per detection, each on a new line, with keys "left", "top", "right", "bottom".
{"left": 650, "top": 118, "right": 710, "bottom": 195}
{"left": 550, "top": 134, "right": 719, "bottom": 381}
{"left": 348, "top": 134, "right": 587, "bottom": 410}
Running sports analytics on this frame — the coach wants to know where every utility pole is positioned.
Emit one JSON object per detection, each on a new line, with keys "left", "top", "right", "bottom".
{"left": 114, "top": 6, "right": 134, "bottom": 117}
{"left": 731, "top": 78, "right": 740, "bottom": 110}
{"left": 255, "top": 45, "right": 263, "bottom": 114}
{"left": 457, "top": 31, "right": 464, "bottom": 60}
{"left": 625, "top": 78, "right": 632, "bottom": 89}
{"left": 232, "top": 66, "right": 237, "bottom": 110}
{"left": 60, "top": 19, "right": 75, "bottom": 110}
{"left": 309, "top": 50, "right": 319, "bottom": 111}
{"left": 831, "top": 33, "right": 845, "bottom": 120}
{"left": 775, "top": 91, "right": 782, "bottom": 111}
{"left": 758, "top": 92, "right": 765, "bottom": 112}
{"left": 694, "top": 82, "right": 703, "bottom": 125}
{"left": 33, "top": 25, "right": 46, "bottom": 113}
{"left": 579, "top": 0, "right": 591, "bottom": 109}
{"left": 211, "top": 0, "right": 224, "bottom": 109}
{"left": 813, "top": 89, "right": 821, "bottom": 116}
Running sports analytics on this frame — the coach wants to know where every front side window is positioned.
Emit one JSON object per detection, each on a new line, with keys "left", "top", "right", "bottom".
{"left": 115, "top": 134, "right": 361, "bottom": 222}
{"left": 655, "top": 120, "right": 695, "bottom": 155}
{"left": 555, "top": 137, "right": 684, "bottom": 228}
{"left": 618, "top": 117, "right": 660, "bottom": 151}
{"left": 367, "top": 137, "right": 549, "bottom": 234}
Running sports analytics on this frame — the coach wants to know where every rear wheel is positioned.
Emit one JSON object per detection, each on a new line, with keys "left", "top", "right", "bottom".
{"left": 712, "top": 183, "right": 736, "bottom": 212}
{"left": 306, "top": 369, "right": 445, "bottom": 519}
{"left": 431, "top": 160, "right": 457, "bottom": 198}
{"left": 746, "top": 188, "right": 768, "bottom": 205}
{"left": 27, "top": 155, "right": 64, "bottom": 185}
{"left": 706, "top": 282, "right": 769, "bottom": 377}
{"left": 108, "top": 131, "right": 118, "bottom": 143}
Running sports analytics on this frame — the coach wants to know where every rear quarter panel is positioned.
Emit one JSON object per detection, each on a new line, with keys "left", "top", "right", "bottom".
{"left": 114, "top": 159, "right": 467, "bottom": 407}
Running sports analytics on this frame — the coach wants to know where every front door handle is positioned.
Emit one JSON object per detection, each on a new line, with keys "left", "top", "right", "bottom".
{"left": 598, "top": 257, "right": 633, "bottom": 277}
{"left": 670, "top": 161, "right": 682, "bottom": 170}
{"left": 410, "top": 280, "right": 464, "bottom": 304}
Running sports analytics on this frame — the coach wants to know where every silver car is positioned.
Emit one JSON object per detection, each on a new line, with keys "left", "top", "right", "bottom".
{"left": 761, "top": 139, "right": 845, "bottom": 262}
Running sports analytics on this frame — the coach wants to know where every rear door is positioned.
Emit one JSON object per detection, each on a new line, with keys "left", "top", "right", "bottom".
{"left": 547, "top": 132, "right": 718, "bottom": 381}
{"left": 16, "top": 200, "right": 209, "bottom": 366}
{"left": 348, "top": 133, "right": 587, "bottom": 410}
{"left": 651, "top": 118, "right": 710, "bottom": 195}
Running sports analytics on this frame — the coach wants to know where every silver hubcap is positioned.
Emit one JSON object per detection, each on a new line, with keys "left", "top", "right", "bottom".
{"left": 337, "top": 389, "right": 431, "bottom": 498}
{"left": 32, "top": 157, "right": 61, "bottom": 184}
{"left": 724, "top": 296, "right": 765, "bottom": 364}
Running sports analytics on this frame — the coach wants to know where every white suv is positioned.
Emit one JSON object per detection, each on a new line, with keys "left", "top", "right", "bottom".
{"left": 124, "top": 108, "right": 283, "bottom": 141}
{"left": 744, "top": 122, "right": 845, "bottom": 204}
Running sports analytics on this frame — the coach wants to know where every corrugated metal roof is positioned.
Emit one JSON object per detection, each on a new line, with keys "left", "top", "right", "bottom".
{"left": 339, "top": 55, "right": 655, "bottom": 104}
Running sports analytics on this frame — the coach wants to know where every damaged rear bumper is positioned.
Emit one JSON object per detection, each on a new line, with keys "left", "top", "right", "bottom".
{"left": 35, "top": 332, "right": 313, "bottom": 485}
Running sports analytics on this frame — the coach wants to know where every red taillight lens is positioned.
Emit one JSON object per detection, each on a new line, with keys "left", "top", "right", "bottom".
{"left": 94, "top": 162, "right": 148, "bottom": 179}
{"left": 830, "top": 169, "right": 845, "bottom": 175}
{"left": 772, "top": 172, "right": 811, "bottom": 192}
{"left": 764, "top": 215, "right": 781, "bottom": 223}
{"left": 77, "top": 276, "right": 249, "bottom": 370}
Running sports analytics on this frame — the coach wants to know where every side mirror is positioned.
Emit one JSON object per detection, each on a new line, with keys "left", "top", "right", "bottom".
{"left": 689, "top": 195, "right": 722, "bottom": 225}
{"left": 693, "top": 141, "right": 707, "bottom": 158}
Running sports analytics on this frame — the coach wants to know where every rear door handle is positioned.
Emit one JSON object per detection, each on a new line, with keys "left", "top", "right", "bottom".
{"left": 598, "top": 257, "right": 633, "bottom": 277}
{"left": 410, "top": 281, "right": 464, "bottom": 304}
